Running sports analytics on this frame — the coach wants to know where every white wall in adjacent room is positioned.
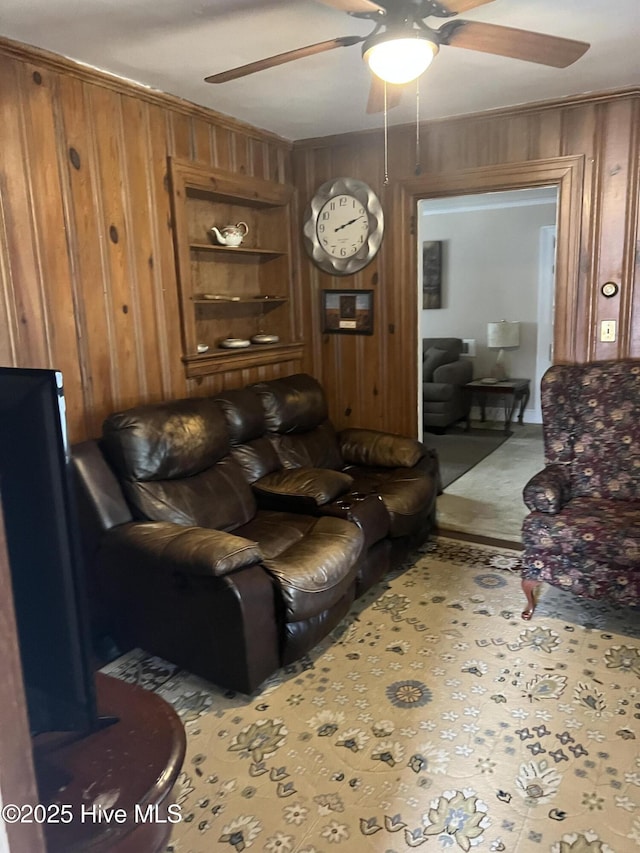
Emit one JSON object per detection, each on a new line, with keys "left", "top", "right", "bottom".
{"left": 418, "top": 187, "right": 557, "bottom": 423}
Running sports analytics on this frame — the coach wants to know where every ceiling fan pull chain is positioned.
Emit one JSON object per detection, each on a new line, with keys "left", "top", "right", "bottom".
{"left": 415, "top": 77, "right": 422, "bottom": 176}
{"left": 383, "top": 81, "right": 389, "bottom": 186}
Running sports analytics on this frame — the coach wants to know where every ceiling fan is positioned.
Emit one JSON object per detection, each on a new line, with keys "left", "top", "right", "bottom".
{"left": 204, "top": 0, "right": 590, "bottom": 113}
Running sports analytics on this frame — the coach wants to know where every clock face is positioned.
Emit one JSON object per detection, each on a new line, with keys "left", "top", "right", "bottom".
{"left": 316, "top": 194, "right": 369, "bottom": 260}
{"left": 303, "top": 177, "right": 384, "bottom": 276}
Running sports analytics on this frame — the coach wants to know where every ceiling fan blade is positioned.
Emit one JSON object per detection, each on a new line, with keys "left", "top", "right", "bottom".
{"left": 436, "top": 0, "right": 495, "bottom": 13}
{"left": 439, "top": 20, "right": 589, "bottom": 68}
{"left": 366, "top": 76, "right": 404, "bottom": 113}
{"left": 205, "top": 35, "right": 364, "bottom": 83}
{"left": 315, "top": 0, "right": 385, "bottom": 13}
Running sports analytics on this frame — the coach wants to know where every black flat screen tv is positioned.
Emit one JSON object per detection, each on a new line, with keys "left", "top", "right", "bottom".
{"left": 0, "top": 367, "right": 98, "bottom": 736}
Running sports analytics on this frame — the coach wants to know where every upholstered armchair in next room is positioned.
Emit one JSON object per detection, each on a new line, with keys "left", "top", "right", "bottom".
{"left": 422, "top": 337, "right": 473, "bottom": 432}
{"left": 520, "top": 360, "right": 640, "bottom": 620}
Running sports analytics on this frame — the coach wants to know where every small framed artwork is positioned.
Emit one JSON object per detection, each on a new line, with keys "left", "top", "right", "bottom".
{"left": 422, "top": 240, "right": 443, "bottom": 309}
{"left": 322, "top": 289, "right": 374, "bottom": 335}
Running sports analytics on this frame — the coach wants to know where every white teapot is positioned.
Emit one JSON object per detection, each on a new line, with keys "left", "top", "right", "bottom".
{"left": 210, "top": 221, "right": 249, "bottom": 247}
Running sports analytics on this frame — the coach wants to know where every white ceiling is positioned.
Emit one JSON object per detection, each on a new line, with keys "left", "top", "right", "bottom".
{"left": 2, "top": 0, "right": 639, "bottom": 140}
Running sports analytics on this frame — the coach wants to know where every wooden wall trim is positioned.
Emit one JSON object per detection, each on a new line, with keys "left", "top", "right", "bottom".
{"left": 0, "top": 36, "right": 292, "bottom": 150}
{"left": 621, "top": 98, "right": 640, "bottom": 353}
{"left": 396, "top": 156, "right": 585, "bottom": 432}
{"left": 295, "top": 85, "right": 640, "bottom": 149}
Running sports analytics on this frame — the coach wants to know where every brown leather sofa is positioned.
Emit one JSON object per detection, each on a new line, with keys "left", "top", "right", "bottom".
{"left": 72, "top": 376, "right": 439, "bottom": 694}
{"left": 208, "top": 382, "right": 401, "bottom": 655}
{"left": 246, "top": 373, "right": 439, "bottom": 559}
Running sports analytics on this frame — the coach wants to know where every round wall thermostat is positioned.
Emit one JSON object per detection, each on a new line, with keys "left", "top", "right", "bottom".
{"left": 601, "top": 281, "right": 619, "bottom": 298}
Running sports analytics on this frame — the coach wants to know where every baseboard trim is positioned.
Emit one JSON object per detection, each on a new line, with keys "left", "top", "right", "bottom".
{"left": 435, "top": 525, "right": 523, "bottom": 551}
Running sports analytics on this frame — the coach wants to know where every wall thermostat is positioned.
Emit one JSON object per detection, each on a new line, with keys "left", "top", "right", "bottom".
{"left": 601, "top": 281, "right": 619, "bottom": 298}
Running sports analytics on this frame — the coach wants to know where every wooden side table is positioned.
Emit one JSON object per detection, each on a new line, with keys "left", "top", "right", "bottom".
{"left": 35, "top": 673, "right": 186, "bottom": 853}
{"left": 463, "top": 378, "right": 531, "bottom": 433}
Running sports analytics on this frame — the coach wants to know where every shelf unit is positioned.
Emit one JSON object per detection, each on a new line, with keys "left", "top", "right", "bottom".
{"left": 168, "top": 157, "right": 302, "bottom": 377}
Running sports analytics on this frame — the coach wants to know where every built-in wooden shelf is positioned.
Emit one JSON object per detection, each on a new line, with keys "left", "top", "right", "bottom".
{"left": 183, "top": 342, "right": 304, "bottom": 378}
{"left": 168, "top": 157, "right": 297, "bottom": 378}
{"left": 191, "top": 296, "right": 287, "bottom": 306}
{"left": 189, "top": 242, "right": 285, "bottom": 259}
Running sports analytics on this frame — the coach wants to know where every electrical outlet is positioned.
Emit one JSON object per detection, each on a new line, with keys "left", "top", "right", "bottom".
{"left": 461, "top": 338, "right": 476, "bottom": 357}
{"left": 600, "top": 320, "right": 616, "bottom": 342}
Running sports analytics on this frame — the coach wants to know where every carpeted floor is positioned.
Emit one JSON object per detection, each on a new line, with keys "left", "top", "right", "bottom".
{"left": 435, "top": 423, "right": 544, "bottom": 545}
{"left": 423, "top": 427, "right": 510, "bottom": 489}
{"left": 104, "top": 538, "right": 640, "bottom": 853}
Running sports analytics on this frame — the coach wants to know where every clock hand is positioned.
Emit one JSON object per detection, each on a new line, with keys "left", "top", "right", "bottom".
{"left": 334, "top": 215, "right": 364, "bottom": 232}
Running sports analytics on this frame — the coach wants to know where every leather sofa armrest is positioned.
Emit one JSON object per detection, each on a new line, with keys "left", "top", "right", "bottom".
{"left": 432, "top": 358, "right": 473, "bottom": 386}
{"left": 105, "top": 521, "right": 262, "bottom": 577}
{"left": 338, "top": 428, "right": 425, "bottom": 469}
{"left": 523, "top": 464, "right": 572, "bottom": 513}
{"left": 321, "top": 493, "right": 390, "bottom": 547}
{"left": 253, "top": 467, "right": 353, "bottom": 508}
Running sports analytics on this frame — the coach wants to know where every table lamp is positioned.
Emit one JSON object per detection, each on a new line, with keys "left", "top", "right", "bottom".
{"left": 487, "top": 320, "right": 520, "bottom": 380}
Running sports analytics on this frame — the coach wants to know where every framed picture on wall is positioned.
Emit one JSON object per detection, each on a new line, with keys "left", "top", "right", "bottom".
{"left": 322, "top": 289, "right": 374, "bottom": 335}
{"left": 422, "top": 240, "right": 443, "bottom": 309}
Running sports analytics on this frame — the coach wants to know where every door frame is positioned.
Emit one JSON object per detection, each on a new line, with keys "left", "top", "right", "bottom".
{"left": 535, "top": 224, "right": 557, "bottom": 421}
{"left": 394, "top": 156, "right": 584, "bottom": 435}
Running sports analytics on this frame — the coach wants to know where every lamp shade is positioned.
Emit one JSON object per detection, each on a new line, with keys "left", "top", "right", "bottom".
{"left": 487, "top": 321, "right": 520, "bottom": 350}
{"left": 363, "top": 33, "right": 438, "bottom": 85}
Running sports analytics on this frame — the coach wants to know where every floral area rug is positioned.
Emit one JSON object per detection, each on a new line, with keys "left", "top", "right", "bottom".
{"left": 103, "top": 538, "right": 640, "bottom": 853}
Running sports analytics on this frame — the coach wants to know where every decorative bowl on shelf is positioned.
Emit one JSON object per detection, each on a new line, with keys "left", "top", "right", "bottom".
{"left": 199, "top": 293, "right": 240, "bottom": 302}
{"left": 250, "top": 334, "right": 280, "bottom": 345}
{"left": 196, "top": 343, "right": 209, "bottom": 354}
{"left": 219, "top": 338, "right": 251, "bottom": 349}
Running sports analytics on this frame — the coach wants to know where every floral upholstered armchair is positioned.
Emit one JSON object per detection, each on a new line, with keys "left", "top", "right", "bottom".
{"left": 520, "top": 360, "right": 640, "bottom": 619}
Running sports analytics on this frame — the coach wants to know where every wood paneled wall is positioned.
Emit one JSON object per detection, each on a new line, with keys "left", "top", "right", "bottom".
{"left": 0, "top": 38, "right": 299, "bottom": 443}
{"left": 293, "top": 88, "right": 640, "bottom": 437}
{"left": 1, "top": 35, "right": 638, "bottom": 442}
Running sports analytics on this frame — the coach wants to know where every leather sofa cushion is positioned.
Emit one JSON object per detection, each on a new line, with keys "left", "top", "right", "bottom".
{"left": 254, "top": 468, "right": 353, "bottom": 506}
{"left": 260, "top": 515, "right": 363, "bottom": 622}
{"left": 216, "top": 388, "right": 266, "bottom": 443}
{"left": 215, "top": 388, "right": 282, "bottom": 483}
{"left": 253, "top": 373, "right": 328, "bottom": 434}
{"left": 103, "top": 396, "right": 258, "bottom": 530}
{"left": 348, "top": 465, "right": 437, "bottom": 538}
{"left": 108, "top": 521, "right": 262, "bottom": 577}
{"left": 235, "top": 510, "right": 317, "bottom": 559}
{"left": 230, "top": 437, "right": 282, "bottom": 484}
{"left": 251, "top": 374, "right": 344, "bottom": 469}
{"left": 122, "top": 456, "right": 258, "bottom": 531}
{"left": 339, "top": 428, "right": 424, "bottom": 468}
{"left": 104, "top": 397, "right": 228, "bottom": 480}
{"left": 234, "top": 511, "right": 363, "bottom": 622}
{"left": 423, "top": 346, "right": 455, "bottom": 381}
{"left": 270, "top": 422, "right": 344, "bottom": 471}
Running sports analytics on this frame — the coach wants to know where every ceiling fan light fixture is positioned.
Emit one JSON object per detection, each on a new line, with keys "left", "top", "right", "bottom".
{"left": 363, "top": 31, "right": 438, "bottom": 85}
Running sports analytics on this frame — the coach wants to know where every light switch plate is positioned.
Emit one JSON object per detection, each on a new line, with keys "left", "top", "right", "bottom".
{"left": 600, "top": 320, "right": 616, "bottom": 342}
